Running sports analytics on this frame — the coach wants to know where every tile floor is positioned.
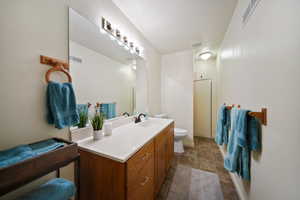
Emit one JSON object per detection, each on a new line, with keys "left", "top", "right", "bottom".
{"left": 156, "top": 137, "right": 239, "bottom": 200}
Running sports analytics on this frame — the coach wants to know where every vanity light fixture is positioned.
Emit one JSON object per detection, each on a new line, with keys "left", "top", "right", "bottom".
{"left": 100, "top": 17, "right": 143, "bottom": 57}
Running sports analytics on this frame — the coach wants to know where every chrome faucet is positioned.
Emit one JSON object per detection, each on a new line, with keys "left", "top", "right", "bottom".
{"left": 134, "top": 113, "right": 146, "bottom": 123}
{"left": 122, "top": 112, "right": 130, "bottom": 117}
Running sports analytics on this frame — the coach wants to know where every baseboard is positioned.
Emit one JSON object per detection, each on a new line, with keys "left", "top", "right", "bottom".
{"left": 183, "top": 138, "right": 195, "bottom": 148}
{"left": 218, "top": 146, "right": 248, "bottom": 200}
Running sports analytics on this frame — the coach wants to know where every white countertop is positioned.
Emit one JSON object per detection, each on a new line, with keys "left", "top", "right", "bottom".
{"left": 77, "top": 118, "right": 174, "bottom": 163}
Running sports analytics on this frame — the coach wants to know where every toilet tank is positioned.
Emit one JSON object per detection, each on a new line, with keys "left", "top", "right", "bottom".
{"left": 154, "top": 113, "right": 168, "bottom": 119}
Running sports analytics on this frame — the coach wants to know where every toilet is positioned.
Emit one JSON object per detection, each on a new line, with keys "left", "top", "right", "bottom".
{"left": 154, "top": 114, "right": 188, "bottom": 153}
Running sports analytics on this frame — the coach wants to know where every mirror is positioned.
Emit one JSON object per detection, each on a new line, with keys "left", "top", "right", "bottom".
{"left": 69, "top": 8, "right": 148, "bottom": 121}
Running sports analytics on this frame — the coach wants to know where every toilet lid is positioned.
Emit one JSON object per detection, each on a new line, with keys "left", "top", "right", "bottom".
{"left": 174, "top": 128, "right": 187, "bottom": 136}
{"left": 154, "top": 113, "right": 168, "bottom": 118}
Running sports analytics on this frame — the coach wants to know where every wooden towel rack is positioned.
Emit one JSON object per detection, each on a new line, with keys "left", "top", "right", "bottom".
{"left": 40, "top": 55, "right": 72, "bottom": 83}
{"left": 224, "top": 103, "right": 267, "bottom": 125}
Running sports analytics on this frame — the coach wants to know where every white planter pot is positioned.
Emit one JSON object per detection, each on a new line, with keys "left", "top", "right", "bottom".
{"left": 93, "top": 130, "right": 103, "bottom": 140}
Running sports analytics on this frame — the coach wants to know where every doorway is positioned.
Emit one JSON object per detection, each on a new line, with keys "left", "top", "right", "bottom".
{"left": 193, "top": 79, "right": 212, "bottom": 138}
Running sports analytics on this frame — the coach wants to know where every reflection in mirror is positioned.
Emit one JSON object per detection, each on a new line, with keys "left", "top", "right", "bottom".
{"left": 69, "top": 8, "right": 147, "bottom": 124}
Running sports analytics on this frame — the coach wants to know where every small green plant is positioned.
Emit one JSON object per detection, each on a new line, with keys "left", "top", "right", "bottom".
{"left": 91, "top": 112, "right": 104, "bottom": 131}
{"left": 78, "top": 111, "right": 88, "bottom": 128}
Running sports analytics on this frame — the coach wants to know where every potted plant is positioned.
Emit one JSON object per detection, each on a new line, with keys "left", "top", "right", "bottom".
{"left": 91, "top": 104, "right": 105, "bottom": 140}
{"left": 78, "top": 111, "right": 89, "bottom": 128}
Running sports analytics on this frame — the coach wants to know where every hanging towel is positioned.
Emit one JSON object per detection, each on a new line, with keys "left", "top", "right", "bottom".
{"left": 224, "top": 107, "right": 241, "bottom": 172}
{"left": 236, "top": 115, "right": 260, "bottom": 180}
{"left": 215, "top": 105, "right": 231, "bottom": 145}
{"left": 100, "top": 103, "right": 116, "bottom": 119}
{"left": 224, "top": 108, "right": 260, "bottom": 180}
{"left": 47, "top": 81, "right": 79, "bottom": 129}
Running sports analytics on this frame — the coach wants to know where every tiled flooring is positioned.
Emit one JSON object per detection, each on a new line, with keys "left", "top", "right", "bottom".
{"left": 156, "top": 137, "right": 239, "bottom": 200}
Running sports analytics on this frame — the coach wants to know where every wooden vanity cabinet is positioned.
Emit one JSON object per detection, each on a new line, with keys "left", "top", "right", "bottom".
{"left": 79, "top": 122, "right": 174, "bottom": 200}
{"left": 154, "top": 122, "right": 174, "bottom": 195}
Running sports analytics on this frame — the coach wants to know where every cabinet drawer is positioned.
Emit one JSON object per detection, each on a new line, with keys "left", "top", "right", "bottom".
{"left": 127, "top": 157, "right": 154, "bottom": 200}
{"left": 127, "top": 140, "right": 154, "bottom": 179}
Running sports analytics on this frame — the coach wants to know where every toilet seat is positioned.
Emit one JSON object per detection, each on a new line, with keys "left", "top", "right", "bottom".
{"left": 154, "top": 113, "right": 187, "bottom": 153}
{"left": 174, "top": 128, "right": 187, "bottom": 136}
{"left": 173, "top": 128, "right": 187, "bottom": 153}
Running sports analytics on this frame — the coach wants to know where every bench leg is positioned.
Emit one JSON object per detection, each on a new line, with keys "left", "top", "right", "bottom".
{"left": 74, "top": 157, "right": 80, "bottom": 200}
{"left": 56, "top": 169, "right": 60, "bottom": 178}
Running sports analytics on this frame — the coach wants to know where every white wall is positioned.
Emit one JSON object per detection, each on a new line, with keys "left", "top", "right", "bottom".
{"left": 70, "top": 41, "right": 135, "bottom": 115}
{"left": 217, "top": 0, "right": 300, "bottom": 199}
{"left": 0, "top": 0, "right": 161, "bottom": 198}
{"left": 161, "top": 50, "right": 194, "bottom": 147}
{"left": 194, "top": 58, "right": 218, "bottom": 137}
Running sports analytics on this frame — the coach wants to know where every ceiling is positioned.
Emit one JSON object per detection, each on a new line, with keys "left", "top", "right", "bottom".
{"left": 112, "top": 0, "right": 237, "bottom": 54}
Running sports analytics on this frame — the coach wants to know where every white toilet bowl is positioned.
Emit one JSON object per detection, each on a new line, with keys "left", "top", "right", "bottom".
{"left": 174, "top": 128, "right": 187, "bottom": 153}
{"left": 154, "top": 114, "right": 187, "bottom": 153}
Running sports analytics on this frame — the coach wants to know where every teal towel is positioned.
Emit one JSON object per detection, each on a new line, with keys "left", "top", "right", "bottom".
{"left": 215, "top": 105, "right": 231, "bottom": 145}
{"left": 0, "top": 145, "right": 35, "bottom": 168}
{"left": 100, "top": 103, "right": 116, "bottom": 119}
{"left": 29, "top": 139, "right": 64, "bottom": 155}
{"left": 0, "top": 139, "right": 64, "bottom": 168}
{"left": 224, "top": 108, "right": 260, "bottom": 180}
{"left": 15, "top": 178, "right": 76, "bottom": 200}
{"left": 47, "top": 81, "right": 79, "bottom": 129}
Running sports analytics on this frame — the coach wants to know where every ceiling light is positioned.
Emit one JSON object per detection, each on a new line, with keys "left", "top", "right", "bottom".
{"left": 199, "top": 51, "right": 213, "bottom": 60}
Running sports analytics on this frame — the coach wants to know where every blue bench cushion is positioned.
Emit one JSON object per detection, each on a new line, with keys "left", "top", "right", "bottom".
{"left": 16, "top": 178, "right": 76, "bottom": 200}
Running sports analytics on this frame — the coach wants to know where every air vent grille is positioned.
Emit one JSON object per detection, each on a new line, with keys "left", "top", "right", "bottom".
{"left": 243, "top": 0, "right": 261, "bottom": 24}
{"left": 69, "top": 56, "right": 82, "bottom": 63}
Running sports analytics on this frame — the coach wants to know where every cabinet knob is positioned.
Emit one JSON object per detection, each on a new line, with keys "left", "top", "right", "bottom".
{"left": 142, "top": 152, "right": 150, "bottom": 161}
{"left": 140, "top": 176, "right": 150, "bottom": 186}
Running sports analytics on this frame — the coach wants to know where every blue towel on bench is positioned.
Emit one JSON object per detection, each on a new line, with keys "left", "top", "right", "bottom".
{"left": 15, "top": 178, "right": 76, "bottom": 200}
{"left": 0, "top": 139, "right": 64, "bottom": 168}
{"left": 0, "top": 145, "right": 36, "bottom": 168}
{"left": 29, "top": 139, "right": 64, "bottom": 155}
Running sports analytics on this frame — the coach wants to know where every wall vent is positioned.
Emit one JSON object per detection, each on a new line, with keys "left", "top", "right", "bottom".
{"left": 69, "top": 56, "right": 82, "bottom": 63}
{"left": 242, "top": 0, "right": 261, "bottom": 24}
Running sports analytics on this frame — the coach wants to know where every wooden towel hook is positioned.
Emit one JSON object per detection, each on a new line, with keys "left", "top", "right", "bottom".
{"left": 249, "top": 108, "right": 267, "bottom": 126}
{"left": 45, "top": 65, "right": 72, "bottom": 83}
{"left": 40, "top": 55, "right": 72, "bottom": 83}
{"left": 224, "top": 103, "right": 240, "bottom": 110}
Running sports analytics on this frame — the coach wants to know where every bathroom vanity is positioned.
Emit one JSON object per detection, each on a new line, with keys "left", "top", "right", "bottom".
{"left": 77, "top": 118, "right": 174, "bottom": 200}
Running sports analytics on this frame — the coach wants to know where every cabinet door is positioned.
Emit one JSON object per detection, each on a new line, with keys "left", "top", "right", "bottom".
{"left": 155, "top": 132, "right": 167, "bottom": 195}
{"left": 166, "top": 127, "right": 174, "bottom": 170}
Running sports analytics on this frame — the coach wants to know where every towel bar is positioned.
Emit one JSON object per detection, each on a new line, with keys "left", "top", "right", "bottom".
{"left": 249, "top": 108, "right": 267, "bottom": 125}
{"left": 224, "top": 103, "right": 267, "bottom": 126}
